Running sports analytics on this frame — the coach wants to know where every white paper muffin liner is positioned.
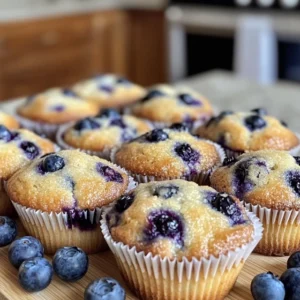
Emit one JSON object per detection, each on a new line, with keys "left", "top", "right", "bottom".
{"left": 101, "top": 209, "right": 262, "bottom": 297}
{"left": 110, "top": 140, "right": 226, "bottom": 185}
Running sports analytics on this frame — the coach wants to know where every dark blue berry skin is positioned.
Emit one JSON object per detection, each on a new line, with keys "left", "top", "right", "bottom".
{"left": 62, "top": 89, "right": 78, "bottom": 98}
{"left": 53, "top": 247, "right": 88, "bottom": 282}
{"left": 169, "top": 123, "right": 189, "bottom": 132}
{"left": 145, "top": 129, "right": 169, "bottom": 143}
{"left": 153, "top": 185, "right": 179, "bottom": 199}
{"left": 97, "top": 109, "right": 120, "bottom": 119}
{"left": 84, "top": 277, "right": 126, "bottom": 300}
{"left": 96, "top": 163, "right": 123, "bottom": 183}
{"left": 8, "top": 236, "right": 44, "bottom": 269}
{"left": 178, "top": 93, "right": 202, "bottom": 106}
{"left": 141, "top": 90, "right": 166, "bottom": 102}
{"left": 251, "top": 272, "right": 285, "bottom": 300}
{"left": 286, "top": 171, "right": 300, "bottom": 197}
{"left": 251, "top": 108, "right": 268, "bottom": 116}
{"left": 110, "top": 118, "right": 126, "bottom": 129}
{"left": 19, "top": 257, "right": 53, "bottom": 292}
{"left": 210, "top": 193, "right": 245, "bottom": 225}
{"left": 20, "top": 141, "right": 40, "bottom": 160}
{"left": 294, "top": 157, "right": 300, "bottom": 166}
{"left": 244, "top": 115, "right": 267, "bottom": 131}
{"left": 0, "top": 217, "right": 17, "bottom": 247}
{"left": 144, "top": 210, "right": 184, "bottom": 247}
{"left": 115, "top": 194, "right": 135, "bottom": 213}
{"left": 41, "top": 154, "right": 65, "bottom": 173}
{"left": 288, "top": 251, "right": 300, "bottom": 269}
{"left": 0, "top": 125, "right": 12, "bottom": 142}
{"left": 74, "top": 118, "right": 100, "bottom": 131}
{"left": 280, "top": 268, "right": 300, "bottom": 300}
{"left": 174, "top": 143, "right": 200, "bottom": 165}
{"left": 51, "top": 105, "right": 65, "bottom": 112}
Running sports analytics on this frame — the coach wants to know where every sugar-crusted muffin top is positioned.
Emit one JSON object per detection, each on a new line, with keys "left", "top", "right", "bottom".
{"left": 0, "top": 112, "right": 19, "bottom": 130}
{"left": 106, "top": 179, "right": 254, "bottom": 260}
{"left": 62, "top": 109, "right": 152, "bottom": 152}
{"left": 197, "top": 109, "right": 299, "bottom": 152}
{"left": 114, "top": 126, "right": 223, "bottom": 178}
{"left": 0, "top": 126, "right": 55, "bottom": 180}
{"left": 131, "top": 85, "right": 213, "bottom": 123}
{"left": 210, "top": 150, "right": 300, "bottom": 210}
{"left": 17, "top": 88, "right": 98, "bottom": 124}
{"left": 72, "top": 74, "right": 146, "bottom": 108}
{"left": 6, "top": 150, "right": 130, "bottom": 213}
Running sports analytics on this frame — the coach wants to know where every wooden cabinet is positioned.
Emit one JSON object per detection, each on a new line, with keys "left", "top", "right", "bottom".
{"left": 0, "top": 10, "right": 166, "bottom": 100}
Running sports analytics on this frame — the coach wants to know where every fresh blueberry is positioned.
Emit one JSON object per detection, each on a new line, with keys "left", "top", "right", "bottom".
{"left": 97, "top": 108, "right": 120, "bottom": 119}
{"left": 115, "top": 193, "right": 135, "bottom": 213}
{"left": 0, "top": 125, "right": 12, "bottom": 142}
{"left": 74, "top": 118, "right": 100, "bottom": 131}
{"left": 84, "top": 277, "right": 126, "bottom": 300}
{"left": 153, "top": 184, "right": 179, "bottom": 199}
{"left": 223, "top": 156, "right": 237, "bottom": 167}
{"left": 210, "top": 193, "right": 245, "bottom": 225}
{"left": 53, "top": 247, "right": 88, "bottom": 282}
{"left": 251, "top": 272, "right": 285, "bottom": 300}
{"left": 145, "top": 129, "right": 169, "bottom": 142}
{"left": 281, "top": 120, "right": 288, "bottom": 127}
{"left": 0, "top": 217, "right": 17, "bottom": 247}
{"left": 286, "top": 171, "right": 300, "bottom": 197}
{"left": 174, "top": 143, "right": 200, "bottom": 165}
{"left": 178, "top": 93, "right": 202, "bottom": 106}
{"left": 169, "top": 123, "right": 189, "bottom": 132}
{"left": 294, "top": 157, "right": 300, "bottom": 166}
{"left": 141, "top": 90, "right": 166, "bottom": 102}
{"left": 251, "top": 108, "right": 268, "bottom": 116}
{"left": 41, "top": 154, "right": 65, "bottom": 173}
{"left": 98, "top": 85, "right": 114, "bottom": 93}
{"left": 116, "top": 77, "right": 131, "bottom": 85}
{"left": 8, "top": 236, "right": 44, "bottom": 269}
{"left": 96, "top": 163, "right": 123, "bottom": 183}
{"left": 280, "top": 268, "right": 300, "bottom": 300}
{"left": 144, "top": 210, "right": 184, "bottom": 247}
{"left": 288, "top": 251, "right": 300, "bottom": 269}
{"left": 62, "top": 89, "right": 78, "bottom": 98}
{"left": 20, "top": 141, "right": 40, "bottom": 160}
{"left": 244, "top": 115, "right": 267, "bottom": 131}
{"left": 19, "top": 257, "right": 53, "bottom": 292}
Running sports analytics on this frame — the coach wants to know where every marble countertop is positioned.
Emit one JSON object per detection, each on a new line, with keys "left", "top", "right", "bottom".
{"left": 2, "top": 70, "right": 300, "bottom": 131}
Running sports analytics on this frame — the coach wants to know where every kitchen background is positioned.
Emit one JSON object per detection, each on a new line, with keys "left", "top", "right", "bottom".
{"left": 0, "top": 0, "right": 300, "bottom": 101}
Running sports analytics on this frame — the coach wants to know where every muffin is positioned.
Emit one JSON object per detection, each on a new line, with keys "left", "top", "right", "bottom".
{"left": 197, "top": 108, "right": 300, "bottom": 157}
{"left": 211, "top": 150, "right": 300, "bottom": 256}
{"left": 101, "top": 180, "right": 262, "bottom": 300}
{"left": 0, "top": 126, "right": 55, "bottom": 216}
{"left": 0, "top": 111, "right": 19, "bottom": 130}
{"left": 6, "top": 150, "right": 135, "bottom": 254}
{"left": 130, "top": 84, "right": 213, "bottom": 128}
{"left": 112, "top": 125, "right": 225, "bottom": 184}
{"left": 72, "top": 74, "right": 146, "bottom": 109}
{"left": 56, "top": 109, "right": 152, "bottom": 159}
{"left": 16, "top": 88, "right": 98, "bottom": 139}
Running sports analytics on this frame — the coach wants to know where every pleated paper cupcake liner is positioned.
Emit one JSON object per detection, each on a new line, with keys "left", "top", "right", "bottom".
{"left": 101, "top": 209, "right": 263, "bottom": 300}
{"left": 110, "top": 141, "right": 226, "bottom": 185}
{"left": 244, "top": 201, "right": 300, "bottom": 256}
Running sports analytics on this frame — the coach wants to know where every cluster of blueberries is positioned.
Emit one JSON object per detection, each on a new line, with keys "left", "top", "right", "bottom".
{"left": 251, "top": 251, "right": 300, "bottom": 300}
{"left": 0, "top": 216, "right": 125, "bottom": 299}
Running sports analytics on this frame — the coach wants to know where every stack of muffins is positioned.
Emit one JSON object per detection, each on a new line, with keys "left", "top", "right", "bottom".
{"left": 2, "top": 72, "right": 300, "bottom": 299}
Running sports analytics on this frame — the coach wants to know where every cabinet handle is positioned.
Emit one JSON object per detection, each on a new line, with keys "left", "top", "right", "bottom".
{"left": 40, "top": 31, "right": 59, "bottom": 46}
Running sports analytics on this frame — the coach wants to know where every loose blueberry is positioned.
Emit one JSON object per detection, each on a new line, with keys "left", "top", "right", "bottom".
{"left": 0, "top": 125, "right": 12, "bottom": 142}
{"left": 97, "top": 108, "right": 120, "bottom": 119}
{"left": 20, "top": 141, "right": 40, "bottom": 160}
{"left": 145, "top": 129, "right": 169, "bottom": 142}
{"left": 223, "top": 156, "right": 237, "bottom": 167}
{"left": 288, "top": 251, "right": 300, "bottom": 269}
{"left": 280, "top": 268, "right": 300, "bottom": 300}
{"left": 84, "top": 277, "right": 126, "bottom": 300}
{"left": 251, "top": 108, "right": 268, "bottom": 116}
{"left": 8, "top": 236, "right": 44, "bottom": 269}
{"left": 210, "top": 193, "right": 245, "bottom": 225}
{"left": 62, "top": 89, "right": 78, "bottom": 98}
{"left": 53, "top": 247, "right": 88, "bottom": 282}
{"left": 115, "top": 194, "right": 135, "bottom": 213}
{"left": 251, "top": 272, "right": 285, "bottom": 300}
{"left": 169, "top": 123, "right": 189, "bottom": 132}
{"left": 141, "top": 90, "right": 166, "bottom": 102}
{"left": 153, "top": 184, "right": 179, "bottom": 199}
{"left": 174, "top": 143, "right": 200, "bottom": 165}
{"left": 0, "top": 217, "right": 17, "bottom": 247}
{"left": 19, "top": 257, "right": 53, "bottom": 292}
{"left": 41, "top": 154, "right": 65, "bottom": 173}
{"left": 286, "top": 171, "right": 300, "bottom": 197}
{"left": 74, "top": 118, "right": 100, "bottom": 131}
{"left": 96, "top": 163, "right": 123, "bottom": 183}
{"left": 144, "top": 210, "right": 184, "bottom": 247}
{"left": 178, "top": 93, "right": 202, "bottom": 106}
{"left": 244, "top": 115, "right": 267, "bottom": 131}
{"left": 281, "top": 120, "right": 288, "bottom": 127}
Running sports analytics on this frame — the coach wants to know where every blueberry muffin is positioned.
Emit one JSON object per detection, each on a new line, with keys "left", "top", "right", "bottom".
{"left": 113, "top": 126, "right": 225, "bottom": 184}
{"left": 0, "top": 112, "right": 19, "bottom": 130}
{"left": 17, "top": 88, "right": 98, "bottom": 138}
{"left": 72, "top": 74, "right": 146, "bottom": 109}
{"left": 102, "top": 180, "right": 262, "bottom": 300}
{"left": 130, "top": 85, "right": 213, "bottom": 127}
{"left": 56, "top": 109, "right": 152, "bottom": 159}
{"left": 211, "top": 150, "right": 300, "bottom": 255}
{"left": 0, "top": 125, "right": 55, "bottom": 216}
{"left": 6, "top": 150, "right": 134, "bottom": 254}
{"left": 197, "top": 108, "right": 299, "bottom": 157}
